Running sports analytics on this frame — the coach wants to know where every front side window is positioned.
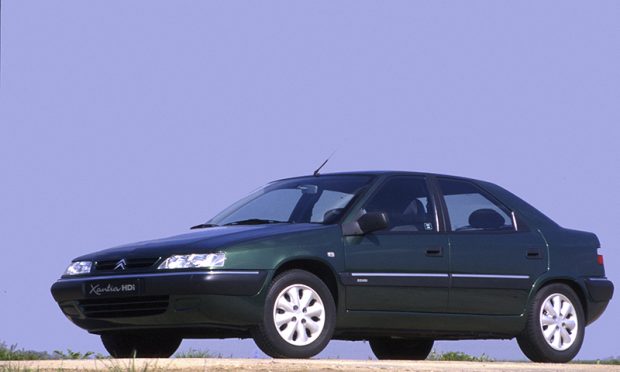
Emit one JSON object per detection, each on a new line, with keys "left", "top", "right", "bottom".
{"left": 209, "top": 175, "right": 373, "bottom": 225}
{"left": 438, "top": 178, "right": 515, "bottom": 232}
{"left": 361, "top": 176, "right": 436, "bottom": 232}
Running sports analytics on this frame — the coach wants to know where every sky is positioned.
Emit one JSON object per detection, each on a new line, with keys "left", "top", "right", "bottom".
{"left": 0, "top": 0, "right": 618, "bottom": 360}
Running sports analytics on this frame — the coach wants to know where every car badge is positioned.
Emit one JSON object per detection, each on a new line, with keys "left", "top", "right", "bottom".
{"left": 114, "top": 259, "right": 127, "bottom": 271}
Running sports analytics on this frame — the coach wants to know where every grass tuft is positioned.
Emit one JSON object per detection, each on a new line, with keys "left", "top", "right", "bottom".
{"left": 52, "top": 349, "right": 94, "bottom": 360}
{"left": 174, "top": 348, "right": 218, "bottom": 358}
{"left": 102, "top": 357, "right": 169, "bottom": 372}
{"left": 427, "top": 350, "right": 494, "bottom": 362}
{"left": 572, "top": 357, "right": 620, "bottom": 365}
{"left": 0, "top": 343, "right": 50, "bottom": 361}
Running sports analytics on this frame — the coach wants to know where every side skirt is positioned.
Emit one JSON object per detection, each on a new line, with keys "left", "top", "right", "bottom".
{"left": 336, "top": 310, "right": 525, "bottom": 339}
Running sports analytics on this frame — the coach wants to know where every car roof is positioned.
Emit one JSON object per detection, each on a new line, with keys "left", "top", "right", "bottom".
{"left": 275, "top": 170, "right": 483, "bottom": 183}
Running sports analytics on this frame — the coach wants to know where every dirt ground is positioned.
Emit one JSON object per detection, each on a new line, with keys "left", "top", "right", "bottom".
{"left": 1, "top": 359, "right": 618, "bottom": 372}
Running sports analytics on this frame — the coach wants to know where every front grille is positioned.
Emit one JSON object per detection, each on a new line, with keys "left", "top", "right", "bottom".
{"left": 94, "top": 257, "right": 160, "bottom": 271}
{"left": 79, "top": 296, "right": 169, "bottom": 318}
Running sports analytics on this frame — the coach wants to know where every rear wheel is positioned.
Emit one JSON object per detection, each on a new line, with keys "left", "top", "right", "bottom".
{"left": 517, "top": 283, "right": 585, "bottom": 363}
{"left": 369, "top": 338, "right": 434, "bottom": 360}
{"left": 252, "top": 269, "right": 336, "bottom": 358}
{"left": 101, "top": 332, "right": 181, "bottom": 358}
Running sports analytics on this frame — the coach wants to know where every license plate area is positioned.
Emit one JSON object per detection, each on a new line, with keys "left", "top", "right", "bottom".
{"left": 84, "top": 279, "right": 141, "bottom": 298}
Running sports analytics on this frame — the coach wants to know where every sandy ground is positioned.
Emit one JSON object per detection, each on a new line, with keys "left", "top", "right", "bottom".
{"left": 1, "top": 359, "right": 618, "bottom": 372}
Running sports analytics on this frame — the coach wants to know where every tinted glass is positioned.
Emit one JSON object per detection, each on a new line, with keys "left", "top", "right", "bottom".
{"left": 218, "top": 189, "right": 302, "bottom": 223}
{"left": 210, "top": 175, "right": 373, "bottom": 225}
{"left": 311, "top": 190, "right": 355, "bottom": 223}
{"left": 438, "top": 179, "right": 515, "bottom": 232}
{"left": 362, "top": 177, "right": 436, "bottom": 232}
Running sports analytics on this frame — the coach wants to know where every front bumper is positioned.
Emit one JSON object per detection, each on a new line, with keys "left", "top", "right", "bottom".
{"left": 50, "top": 270, "right": 269, "bottom": 335}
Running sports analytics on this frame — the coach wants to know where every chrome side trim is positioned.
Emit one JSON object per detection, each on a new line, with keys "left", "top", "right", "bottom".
{"left": 452, "top": 274, "right": 529, "bottom": 279}
{"left": 587, "top": 277, "right": 609, "bottom": 281}
{"left": 58, "top": 270, "right": 261, "bottom": 282}
{"left": 350, "top": 273, "right": 529, "bottom": 279}
{"left": 351, "top": 273, "right": 449, "bottom": 278}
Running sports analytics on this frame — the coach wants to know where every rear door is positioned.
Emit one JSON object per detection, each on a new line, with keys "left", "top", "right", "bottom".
{"left": 343, "top": 176, "right": 450, "bottom": 313}
{"left": 437, "top": 178, "right": 548, "bottom": 315}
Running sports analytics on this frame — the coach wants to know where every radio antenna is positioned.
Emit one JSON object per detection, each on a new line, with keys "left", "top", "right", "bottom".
{"left": 313, "top": 151, "right": 336, "bottom": 176}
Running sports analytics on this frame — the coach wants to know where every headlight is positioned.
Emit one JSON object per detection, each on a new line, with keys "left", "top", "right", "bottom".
{"left": 157, "top": 253, "right": 226, "bottom": 270}
{"left": 64, "top": 261, "right": 92, "bottom": 276}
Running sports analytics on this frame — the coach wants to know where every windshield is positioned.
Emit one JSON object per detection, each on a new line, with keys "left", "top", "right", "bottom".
{"left": 209, "top": 175, "right": 374, "bottom": 226}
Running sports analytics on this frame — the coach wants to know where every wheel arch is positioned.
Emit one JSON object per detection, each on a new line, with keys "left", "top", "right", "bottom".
{"left": 272, "top": 258, "right": 340, "bottom": 308}
{"left": 530, "top": 276, "right": 589, "bottom": 320}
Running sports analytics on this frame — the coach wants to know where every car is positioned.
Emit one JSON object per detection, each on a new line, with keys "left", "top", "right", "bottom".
{"left": 51, "top": 171, "right": 613, "bottom": 362}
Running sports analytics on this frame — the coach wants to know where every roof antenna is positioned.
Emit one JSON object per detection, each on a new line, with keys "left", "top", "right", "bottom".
{"left": 313, "top": 151, "right": 336, "bottom": 176}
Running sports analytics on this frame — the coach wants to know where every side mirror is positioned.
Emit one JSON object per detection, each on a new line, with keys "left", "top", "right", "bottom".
{"left": 342, "top": 212, "right": 389, "bottom": 236}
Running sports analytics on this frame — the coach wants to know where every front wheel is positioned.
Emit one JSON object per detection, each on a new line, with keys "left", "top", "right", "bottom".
{"left": 517, "top": 283, "right": 585, "bottom": 363}
{"left": 252, "top": 269, "right": 336, "bottom": 358}
{"left": 101, "top": 332, "right": 181, "bottom": 358}
{"left": 369, "top": 338, "right": 434, "bottom": 360}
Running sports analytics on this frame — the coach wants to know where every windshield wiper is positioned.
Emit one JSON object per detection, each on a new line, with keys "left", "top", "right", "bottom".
{"left": 224, "top": 218, "right": 287, "bottom": 226}
{"left": 190, "top": 223, "right": 219, "bottom": 230}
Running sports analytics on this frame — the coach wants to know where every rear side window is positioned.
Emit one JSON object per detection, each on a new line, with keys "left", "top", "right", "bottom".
{"left": 438, "top": 179, "right": 515, "bottom": 232}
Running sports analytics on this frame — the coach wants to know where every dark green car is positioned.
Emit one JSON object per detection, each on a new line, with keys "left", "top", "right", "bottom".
{"left": 51, "top": 171, "right": 613, "bottom": 362}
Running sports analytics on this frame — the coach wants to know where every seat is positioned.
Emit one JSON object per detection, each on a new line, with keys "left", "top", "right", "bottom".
{"left": 468, "top": 208, "right": 505, "bottom": 229}
{"left": 391, "top": 199, "right": 427, "bottom": 232}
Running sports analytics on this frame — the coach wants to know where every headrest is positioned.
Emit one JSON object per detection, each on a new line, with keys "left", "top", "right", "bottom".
{"left": 468, "top": 208, "right": 505, "bottom": 229}
{"left": 403, "top": 199, "right": 427, "bottom": 223}
{"left": 403, "top": 199, "right": 424, "bottom": 214}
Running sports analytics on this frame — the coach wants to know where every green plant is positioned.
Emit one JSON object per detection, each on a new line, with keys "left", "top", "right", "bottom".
{"left": 103, "top": 357, "right": 168, "bottom": 372}
{"left": 0, "top": 343, "right": 50, "bottom": 361}
{"left": 52, "top": 349, "right": 94, "bottom": 360}
{"left": 572, "top": 357, "right": 620, "bottom": 365}
{"left": 427, "top": 350, "right": 494, "bottom": 362}
{"left": 174, "top": 348, "right": 218, "bottom": 358}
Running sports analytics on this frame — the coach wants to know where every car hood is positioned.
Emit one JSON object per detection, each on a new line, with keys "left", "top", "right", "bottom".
{"left": 74, "top": 223, "right": 332, "bottom": 261}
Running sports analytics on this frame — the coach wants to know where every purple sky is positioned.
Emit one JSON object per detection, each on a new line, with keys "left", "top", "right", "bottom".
{"left": 0, "top": 1, "right": 618, "bottom": 360}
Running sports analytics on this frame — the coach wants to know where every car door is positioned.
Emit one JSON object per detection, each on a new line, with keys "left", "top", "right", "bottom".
{"left": 342, "top": 175, "right": 450, "bottom": 313}
{"left": 437, "top": 177, "right": 548, "bottom": 315}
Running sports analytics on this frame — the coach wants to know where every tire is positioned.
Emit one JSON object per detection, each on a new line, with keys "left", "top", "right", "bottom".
{"left": 252, "top": 269, "right": 336, "bottom": 358}
{"left": 101, "top": 332, "right": 182, "bottom": 358}
{"left": 517, "top": 283, "right": 585, "bottom": 363}
{"left": 369, "top": 338, "right": 434, "bottom": 360}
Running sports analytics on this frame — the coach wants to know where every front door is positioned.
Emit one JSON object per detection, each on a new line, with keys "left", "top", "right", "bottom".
{"left": 343, "top": 176, "right": 450, "bottom": 313}
{"left": 437, "top": 177, "right": 548, "bottom": 315}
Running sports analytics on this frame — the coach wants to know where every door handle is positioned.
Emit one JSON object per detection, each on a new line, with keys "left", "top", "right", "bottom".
{"left": 526, "top": 248, "right": 542, "bottom": 259}
{"left": 425, "top": 246, "right": 443, "bottom": 257}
